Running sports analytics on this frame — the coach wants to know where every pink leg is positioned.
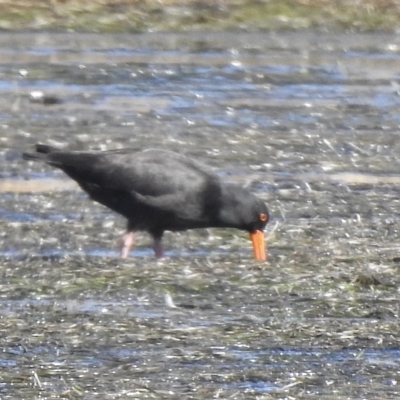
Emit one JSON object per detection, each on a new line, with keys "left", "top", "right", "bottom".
{"left": 121, "top": 231, "right": 135, "bottom": 258}
{"left": 153, "top": 238, "right": 164, "bottom": 258}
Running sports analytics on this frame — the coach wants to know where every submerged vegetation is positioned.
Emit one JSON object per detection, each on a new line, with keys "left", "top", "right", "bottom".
{"left": 1, "top": 244, "right": 400, "bottom": 398}
{"left": 0, "top": 0, "right": 400, "bottom": 31}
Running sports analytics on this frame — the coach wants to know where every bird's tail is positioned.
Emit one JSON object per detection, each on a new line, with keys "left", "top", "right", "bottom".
{"left": 23, "top": 144, "right": 58, "bottom": 161}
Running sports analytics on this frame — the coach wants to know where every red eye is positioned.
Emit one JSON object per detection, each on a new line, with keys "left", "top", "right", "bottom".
{"left": 259, "top": 213, "right": 268, "bottom": 222}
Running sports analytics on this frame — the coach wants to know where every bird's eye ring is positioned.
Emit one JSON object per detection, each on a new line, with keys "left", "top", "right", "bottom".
{"left": 259, "top": 213, "right": 268, "bottom": 222}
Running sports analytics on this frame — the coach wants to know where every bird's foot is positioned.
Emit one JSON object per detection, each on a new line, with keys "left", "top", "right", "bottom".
{"left": 121, "top": 231, "right": 135, "bottom": 258}
{"left": 153, "top": 238, "right": 164, "bottom": 258}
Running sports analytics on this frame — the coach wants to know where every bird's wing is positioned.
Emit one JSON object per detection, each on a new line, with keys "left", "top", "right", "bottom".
{"left": 45, "top": 149, "right": 216, "bottom": 199}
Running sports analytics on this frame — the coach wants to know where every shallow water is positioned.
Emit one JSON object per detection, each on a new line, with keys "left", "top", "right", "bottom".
{"left": 1, "top": 31, "right": 400, "bottom": 398}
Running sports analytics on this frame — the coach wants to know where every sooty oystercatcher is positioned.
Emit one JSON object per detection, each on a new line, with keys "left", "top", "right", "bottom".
{"left": 23, "top": 145, "right": 269, "bottom": 260}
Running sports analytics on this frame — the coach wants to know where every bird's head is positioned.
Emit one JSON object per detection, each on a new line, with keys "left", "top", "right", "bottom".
{"left": 217, "top": 185, "right": 269, "bottom": 261}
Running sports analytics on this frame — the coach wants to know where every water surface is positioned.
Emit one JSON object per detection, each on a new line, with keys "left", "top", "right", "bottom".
{"left": 1, "top": 31, "right": 400, "bottom": 399}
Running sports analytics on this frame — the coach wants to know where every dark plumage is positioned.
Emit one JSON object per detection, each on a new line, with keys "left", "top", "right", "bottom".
{"left": 23, "top": 145, "right": 269, "bottom": 259}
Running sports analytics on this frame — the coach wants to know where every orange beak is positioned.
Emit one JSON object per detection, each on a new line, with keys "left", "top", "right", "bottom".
{"left": 250, "top": 230, "right": 266, "bottom": 261}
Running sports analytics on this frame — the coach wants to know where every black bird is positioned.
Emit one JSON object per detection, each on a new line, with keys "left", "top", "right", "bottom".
{"left": 23, "top": 145, "right": 269, "bottom": 260}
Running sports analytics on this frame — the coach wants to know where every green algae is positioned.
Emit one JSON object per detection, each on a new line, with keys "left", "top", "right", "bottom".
{"left": 1, "top": 1, "right": 400, "bottom": 32}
